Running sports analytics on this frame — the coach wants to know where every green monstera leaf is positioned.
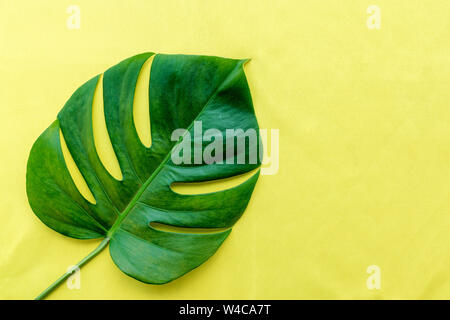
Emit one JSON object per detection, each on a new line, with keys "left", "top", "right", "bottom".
{"left": 26, "top": 52, "right": 261, "bottom": 299}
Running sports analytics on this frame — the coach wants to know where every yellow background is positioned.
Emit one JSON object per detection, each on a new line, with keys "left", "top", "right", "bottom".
{"left": 1, "top": 0, "right": 450, "bottom": 299}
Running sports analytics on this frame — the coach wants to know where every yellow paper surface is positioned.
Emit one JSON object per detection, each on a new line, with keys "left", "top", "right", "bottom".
{"left": 1, "top": 0, "right": 449, "bottom": 299}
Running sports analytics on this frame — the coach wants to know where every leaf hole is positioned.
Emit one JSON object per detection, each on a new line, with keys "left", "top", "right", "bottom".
{"left": 149, "top": 222, "right": 229, "bottom": 234}
{"left": 133, "top": 55, "right": 154, "bottom": 148}
{"left": 92, "top": 74, "right": 123, "bottom": 181}
{"left": 59, "top": 130, "right": 96, "bottom": 204}
{"left": 170, "top": 167, "right": 260, "bottom": 195}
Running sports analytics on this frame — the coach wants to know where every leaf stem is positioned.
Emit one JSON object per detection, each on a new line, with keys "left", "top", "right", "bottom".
{"left": 35, "top": 237, "right": 110, "bottom": 300}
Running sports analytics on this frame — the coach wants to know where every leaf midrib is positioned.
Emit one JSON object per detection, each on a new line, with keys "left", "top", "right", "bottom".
{"left": 106, "top": 59, "right": 244, "bottom": 238}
